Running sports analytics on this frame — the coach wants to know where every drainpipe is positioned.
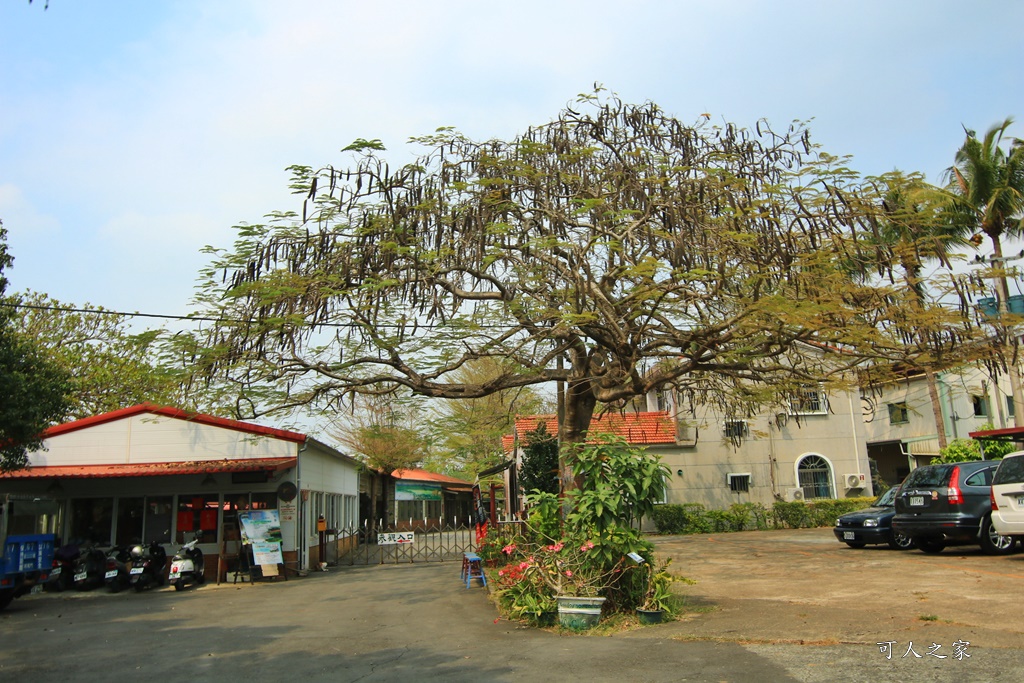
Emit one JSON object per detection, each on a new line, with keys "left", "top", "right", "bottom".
{"left": 296, "top": 440, "right": 304, "bottom": 571}
{"left": 946, "top": 378, "right": 960, "bottom": 440}
{"left": 847, "top": 393, "right": 863, "bottom": 484}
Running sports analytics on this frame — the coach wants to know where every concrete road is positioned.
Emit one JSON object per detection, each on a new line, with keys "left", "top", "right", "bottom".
{"left": 1, "top": 528, "right": 1021, "bottom": 682}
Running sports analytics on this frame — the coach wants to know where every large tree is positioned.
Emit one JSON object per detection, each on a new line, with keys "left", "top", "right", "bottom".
{"left": 196, "top": 92, "right": 899, "bottom": 482}
{"left": 946, "top": 119, "right": 1024, "bottom": 424}
{"left": 0, "top": 222, "right": 72, "bottom": 470}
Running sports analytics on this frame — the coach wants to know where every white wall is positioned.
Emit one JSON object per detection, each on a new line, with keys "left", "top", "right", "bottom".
{"left": 34, "top": 414, "right": 296, "bottom": 466}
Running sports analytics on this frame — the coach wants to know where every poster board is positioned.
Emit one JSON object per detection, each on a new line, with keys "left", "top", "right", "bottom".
{"left": 238, "top": 510, "right": 284, "bottom": 568}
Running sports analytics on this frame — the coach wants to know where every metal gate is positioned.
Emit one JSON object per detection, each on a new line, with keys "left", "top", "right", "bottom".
{"left": 327, "top": 521, "right": 477, "bottom": 566}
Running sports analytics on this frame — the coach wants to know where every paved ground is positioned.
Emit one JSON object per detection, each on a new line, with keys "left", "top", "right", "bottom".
{"left": 0, "top": 528, "right": 1021, "bottom": 682}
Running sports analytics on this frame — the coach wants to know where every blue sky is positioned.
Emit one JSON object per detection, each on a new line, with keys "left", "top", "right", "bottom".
{"left": 2, "top": 0, "right": 1022, "bottom": 323}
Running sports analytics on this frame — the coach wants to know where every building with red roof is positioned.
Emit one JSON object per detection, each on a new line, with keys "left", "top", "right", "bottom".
{"left": 0, "top": 403, "right": 360, "bottom": 578}
{"left": 505, "top": 385, "right": 876, "bottom": 518}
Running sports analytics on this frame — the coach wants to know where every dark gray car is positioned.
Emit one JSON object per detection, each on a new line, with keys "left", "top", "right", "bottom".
{"left": 833, "top": 486, "right": 913, "bottom": 549}
{"left": 893, "top": 459, "right": 1015, "bottom": 555}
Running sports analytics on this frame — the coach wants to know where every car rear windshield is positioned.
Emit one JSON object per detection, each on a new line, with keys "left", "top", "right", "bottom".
{"left": 903, "top": 464, "right": 953, "bottom": 488}
{"left": 993, "top": 456, "right": 1024, "bottom": 486}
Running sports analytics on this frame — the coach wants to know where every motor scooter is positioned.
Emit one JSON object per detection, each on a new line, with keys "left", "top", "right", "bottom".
{"left": 130, "top": 541, "right": 168, "bottom": 592}
{"left": 104, "top": 545, "right": 132, "bottom": 593}
{"left": 168, "top": 536, "right": 205, "bottom": 591}
{"left": 46, "top": 542, "right": 80, "bottom": 593}
{"left": 72, "top": 544, "right": 107, "bottom": 591}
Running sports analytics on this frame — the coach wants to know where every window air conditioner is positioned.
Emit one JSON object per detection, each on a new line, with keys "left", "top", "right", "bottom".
{"left": 844, "top": 473, "right": 865, "bottom": 489}
{"left": 789, "top": 487, "right": 805, "bottom": 501}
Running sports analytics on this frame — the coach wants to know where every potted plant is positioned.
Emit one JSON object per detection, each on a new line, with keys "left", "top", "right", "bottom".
{"left": 637, "top": 558, "right": 675, "bottom": 624}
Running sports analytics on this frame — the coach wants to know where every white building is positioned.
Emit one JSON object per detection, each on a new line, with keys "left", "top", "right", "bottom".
{"left": 0, "top": 403, "right": 360, "bottom": 578}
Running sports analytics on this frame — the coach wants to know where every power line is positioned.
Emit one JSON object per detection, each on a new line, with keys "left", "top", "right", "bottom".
{"left": 0, "top": 301, "right": 517, "bottom": 331}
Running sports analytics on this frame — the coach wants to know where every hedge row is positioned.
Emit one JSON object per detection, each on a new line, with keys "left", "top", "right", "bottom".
{"left": 649, "top": 498, "right": 875, "bottom": 535}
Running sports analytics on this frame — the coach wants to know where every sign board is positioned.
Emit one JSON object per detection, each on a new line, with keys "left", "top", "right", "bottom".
{"left": 378, "top": 532, "right": 415, "bottom": 545}
{"left": 395, "top": 482, "right": 442, "bottom": 501}
{"left": 238, "top": 510, "right": 284, "bottom": 566}
{"left": 278, "top": 500, "right": 297, "bottom": 524}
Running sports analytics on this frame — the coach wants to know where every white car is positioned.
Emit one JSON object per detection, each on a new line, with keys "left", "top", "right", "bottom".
{"left": 991, "top": 450, "right": 1024, "bottom": 537}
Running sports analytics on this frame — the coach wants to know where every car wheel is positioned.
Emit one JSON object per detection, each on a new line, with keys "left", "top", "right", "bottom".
{"left": 889, "top": 529, "right": 915, "bottom": 550}
{"left": 914, "top": 538, "right": 946, "bottom": 554}
{"left": 844, "top": 541, "right": 867, "bottom": 549}
{"left": 980, "top": 516, "right": 1016, "bottom": 555}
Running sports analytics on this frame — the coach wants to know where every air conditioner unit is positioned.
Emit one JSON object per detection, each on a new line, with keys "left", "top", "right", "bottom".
{"left": 789, "top": 487, "right": 805, "bottom": 501}
{"left": 844, "top": 473, "right": 866, "bottom": 489}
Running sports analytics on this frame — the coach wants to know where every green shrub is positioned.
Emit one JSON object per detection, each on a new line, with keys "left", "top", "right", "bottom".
{"left": 651, "top": 498, "right": 874, "bottom": 534}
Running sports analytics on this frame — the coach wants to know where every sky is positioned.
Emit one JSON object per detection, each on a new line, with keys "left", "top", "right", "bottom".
{"left": 1, "top": 0, "right": 1022, "bottom": 426}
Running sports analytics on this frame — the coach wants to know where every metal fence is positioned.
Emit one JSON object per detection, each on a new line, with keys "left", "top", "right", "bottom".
{"left": 329, "top": 520, "right": 478, "bottom": 566}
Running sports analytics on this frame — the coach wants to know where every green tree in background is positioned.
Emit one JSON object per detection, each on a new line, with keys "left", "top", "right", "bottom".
{"left": 11, "top": 292, "right": 183, "bottom": 420}
{"left": 0, "top": 221, "right": 72, "bottom": 470}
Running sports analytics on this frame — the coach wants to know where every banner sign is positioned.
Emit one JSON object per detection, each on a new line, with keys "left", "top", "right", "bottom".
{"left": 395, "top": 482, "right": 442, "bottom": 501}
{"left": 238, "top": 509, "right": 284, "bottom": 566}
{"left": 378, "top": 532, "right": 415, "bottom": 545}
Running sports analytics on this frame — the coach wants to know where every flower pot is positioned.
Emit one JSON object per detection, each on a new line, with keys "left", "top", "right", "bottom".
{"left": 556, "top": 595, "right": 605, "bottom": 630}
{"left": 636, "top": 608, "right": 665, "bottom": 625}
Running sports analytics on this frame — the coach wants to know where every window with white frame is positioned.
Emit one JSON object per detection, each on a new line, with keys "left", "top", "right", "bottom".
{"left": 728, "top": 473, "right": 751, "bottom": 493}
{"left": 789, "top": 386, "right": 828, "bottom": 415}
{"left": 797, "top": 455, "right": 833, "bottom": 499}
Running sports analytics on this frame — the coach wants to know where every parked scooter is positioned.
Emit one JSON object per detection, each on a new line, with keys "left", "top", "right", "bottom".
{"left": 129, "top": 541, "right": 167, "bottom": 592}
{"left": 168, "top": 535, "right": 204, "bottom": 591}
{"left": 46, "top": 542, "right": 80, "bottom": 593}
{"left": 72, "top": 544, "right": 107, "bottom": 591}
{"left": 104, "top": 545, "right": 132, "bottom": 593}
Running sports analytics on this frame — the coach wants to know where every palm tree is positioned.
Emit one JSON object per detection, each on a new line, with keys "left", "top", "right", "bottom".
{"left": 947, "top": 118, "right": 1024, "bottom": 425}
{"left": 949, "top": 118, "right": 1024, "bottom": 257}
{"left": 873, "top": 171, "right": 971, "bottom": 449}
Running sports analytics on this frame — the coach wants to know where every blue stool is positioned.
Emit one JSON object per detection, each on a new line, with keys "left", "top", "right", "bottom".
{"left": 462, "top": 552, "right": 486, "bottom": 588}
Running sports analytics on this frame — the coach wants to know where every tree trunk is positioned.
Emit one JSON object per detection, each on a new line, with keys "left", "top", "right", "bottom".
{"left": 991, "top": 238, "right": 1024, "bottom": 427}
{"left": 559, "top": 379, "right": 598, "bottom": 493}
{"left": 926, "top": 370, "right": 948, "bottom": 450}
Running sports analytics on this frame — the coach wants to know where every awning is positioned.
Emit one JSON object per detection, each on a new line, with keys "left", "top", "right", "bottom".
{"left": 0, "top": 457, "right": 297, "bottom": 479}
{"left": 904, "top": 438, "right": 940, "bottom": 457}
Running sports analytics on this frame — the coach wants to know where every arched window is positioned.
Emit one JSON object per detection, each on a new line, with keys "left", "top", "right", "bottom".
{"left": 798, "top": 455, "right": 833, "bottom": 499}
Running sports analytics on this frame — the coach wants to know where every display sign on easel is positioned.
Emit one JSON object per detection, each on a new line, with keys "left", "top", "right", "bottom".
{"left": 238, "top": 510, "right": 284, "bottom": 573}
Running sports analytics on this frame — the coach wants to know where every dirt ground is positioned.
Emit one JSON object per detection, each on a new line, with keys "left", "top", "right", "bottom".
{"left": 645, "top": 527, "right": 1024, "bottom": 650}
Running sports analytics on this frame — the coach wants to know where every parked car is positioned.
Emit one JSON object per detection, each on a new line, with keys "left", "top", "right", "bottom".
{"left": 893, "top": 460, "right": 1015, "bottom": 555}
{"left": 833, "top": 486, "right": 913, "bottom": 549}
{"left": 991, "top": 450, "right": 1024, "bottom": 539}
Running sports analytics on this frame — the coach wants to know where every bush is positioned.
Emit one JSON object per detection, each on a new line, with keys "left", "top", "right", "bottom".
{"left": 651, "top": 498, "right": 874, "bottom": 534}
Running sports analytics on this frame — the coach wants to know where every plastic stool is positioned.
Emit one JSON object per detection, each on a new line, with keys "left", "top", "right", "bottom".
{"left": 463, "top": 552, "right": 486, "bottom": 588}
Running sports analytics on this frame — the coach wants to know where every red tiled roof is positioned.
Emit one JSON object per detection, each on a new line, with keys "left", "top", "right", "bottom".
{"left": 391, "top": 468, "right": 473, "bottom": 489}
{"left": 43, "top": 403, "right": 307, "bottom": 444}
{"left": 0, "top": 457, "right": 297, "bottom": 479}
{"left": 513, "top": 411, "right": 678, "bottom": 446}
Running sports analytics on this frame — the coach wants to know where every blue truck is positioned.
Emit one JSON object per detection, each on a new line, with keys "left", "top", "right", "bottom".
{"left": 0, "top": 494, "right": 55, "bottom": 611}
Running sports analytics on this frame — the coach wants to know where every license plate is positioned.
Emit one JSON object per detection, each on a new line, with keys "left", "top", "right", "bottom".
{"left": 1017, "top": 495, "right": 1024, "bottom": 507}
{"left": 51, "top": 567, "right": 61, "bottom": 576}
{"left": 131, "top": 567, "right": 144, "bottom": 575}
{"left": 909, "top": 496, "right": 925, "bottom": 506}
{"left": 74, "top": 571, "right": 87, "bottom": 582}
{"left": 843, "top": 531, "right": 855, "bottom": 540}
{"left": 104, "top": 570, "right": 118, "bottom": 579}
